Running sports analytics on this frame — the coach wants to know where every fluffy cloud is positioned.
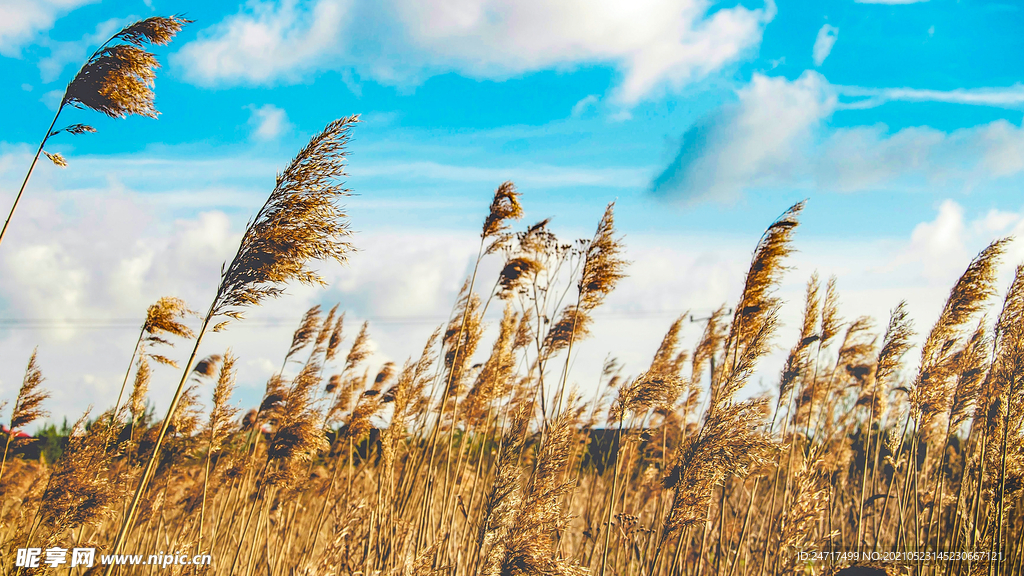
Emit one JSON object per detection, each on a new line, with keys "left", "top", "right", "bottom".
{"left": 812, "top": 24, "right": 838, "bottom": 67}
{"left": 651, "top": 71, "right": 835, "bottom": 203}
{"left": 175, "top": 0, "right": 352, "bottom": 86}
{"left": 247, "top": 104, "right": 292, "bottom": 140}
{"left": 0, "top": 180, "right": 465, "bottom": 421}
{"left": 174, "top": 0, "right": 775, "bottom": 104}
{"left": 652, "top": 72, "right": 1024, "bottom": 202}
{"left": 815, "top": 119, "right": 1024, "bottom": 191}
{"left": 386, "top": 0, "right": 775, "bottom": 103}
{"left": 0, "top": 0, "right": 96, "bottom": 56}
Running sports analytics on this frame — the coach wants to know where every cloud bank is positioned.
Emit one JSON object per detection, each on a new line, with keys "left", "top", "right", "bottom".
{"left": 174, "top": 0, "right": 776, "bottom": 104}
{"left": 652, "top": 72, "right": 1024, "bottom": 203}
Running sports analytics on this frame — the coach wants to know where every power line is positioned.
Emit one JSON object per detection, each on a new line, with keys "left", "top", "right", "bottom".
{"left": 0, "top": 309, "right": 700, "bottom": 330}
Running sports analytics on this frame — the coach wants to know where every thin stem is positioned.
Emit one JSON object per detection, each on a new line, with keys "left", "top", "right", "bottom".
{"left": 102, "top": 301, "right": 215, "bottom": 574}
{"left": 0, "top": 106, "right": 63, "bottom": 249}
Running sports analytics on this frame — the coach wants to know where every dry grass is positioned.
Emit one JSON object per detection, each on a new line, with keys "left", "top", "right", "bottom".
{"left": 3, "top": 108, "right": 1024, "bottom": 576}
{"left": 0, "top": 15, "right": 189, "bottom": 250}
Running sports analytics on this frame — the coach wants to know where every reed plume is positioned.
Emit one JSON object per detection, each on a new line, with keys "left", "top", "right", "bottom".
{"left": 483, "top": 181, "right": 525, "bottom": 252}
{"left": 778, "top": 273, "right": 822, "bottom": 417}
{"left": 344, "top": 321, "right": 372, "bottom": 375}
{"left": 0, "top": 16, "right": 190, "bottom": 249}
{"left": 110, "top": 296, "right": 196, "bottom": 451}
{"left": 723, "top": 201, "right": 804, "bottom": 376}
{"left": 128, "top": 357, "right": 151, "bottom": 429}
{"left": 38, "top": 411, "right": 118, "bottom": 541}
{"left": 464, "top": 305, "right": 519, "bottom": 426}
{"left": 649, "top": 315, "right": 689, "bottom": 381}
{"left": 552, "top": 202, "right": 628, "bottom": 414}
{"left": 105, "top": 116, "right": 358, "bottom": 567}
{"left": 913, "top": 238, "right": 1008, "bottom": 436}
{"left": 484, "top": 409, "right": 587, "bottom": 576}
{"left": 856, "top": 303, "right": 914, "bottom": 550}
{"left": 267, "top": 362, "right": 330, "bottom": 483}
{"left": 325, "top": 310, "right": 347, "bottom": 362}
{"left": 0, "top": 350, "right": 50, "bottom": 484}
{"left": 692, "top": 305, "right": 728, "bottom": 386}
{"left": 285, "top": 305, "right": 323, "bottom": 369}
{"left": 663, "top": 399, "right": 774, "bottom": 531}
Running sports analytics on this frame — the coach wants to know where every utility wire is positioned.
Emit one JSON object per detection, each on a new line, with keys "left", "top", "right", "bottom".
{"left": 0, "top": 309, "right": 705, "bottom": 330}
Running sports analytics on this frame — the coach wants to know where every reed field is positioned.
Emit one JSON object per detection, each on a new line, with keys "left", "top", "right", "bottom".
{"left": 4, "top": 13, "right": 1024, "bottom": 576}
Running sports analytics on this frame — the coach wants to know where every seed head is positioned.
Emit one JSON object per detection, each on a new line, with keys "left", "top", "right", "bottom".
{"left": 64, "top": 17, "right": 191, "bottom": 119}
{"left": 482, "top": 181, "right": 524, "bottom": 242}
{"left": 212, "top": 117, "right": 358, "bottom": 321}
{"left": 10, "top": 350, "right": 49, "bottom": 432}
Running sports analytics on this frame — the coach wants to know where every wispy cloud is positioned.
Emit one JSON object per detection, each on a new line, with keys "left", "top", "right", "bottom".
{"left": 812, "top": 24, "right": 838, "bottom": 67}
{"left": 836, "top": 84, "right": 1024, "bottom": 109}
{"left": 571, "top": 94, "right": 600, "bottom": 118}
{"left": 247, "top": 104, "right": 292, "bottom": 140}
{"left": 175, "top": 0, "right": 776, "bottom": 105}
{"left": 0, "top": 0, "right": 98, "bottom": 57}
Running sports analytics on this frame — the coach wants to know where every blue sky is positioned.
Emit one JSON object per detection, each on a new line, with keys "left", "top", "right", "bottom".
{"left": 3, "top": 0, "right": 1024, "bottom": 421}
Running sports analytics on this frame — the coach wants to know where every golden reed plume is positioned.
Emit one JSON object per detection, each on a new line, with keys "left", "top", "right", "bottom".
{"left": 103, "top": 116, "right": 359, "bottom": 570}
{"left": 0, "top": 16, "right": 190, "bottom": 250}
{"left": 0, "top": 350, "right": 50, "bottom": 484}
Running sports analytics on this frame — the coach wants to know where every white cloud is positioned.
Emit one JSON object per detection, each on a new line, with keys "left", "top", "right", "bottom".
{"left": 6, "top": 198, "right": 1013, "bottom": 424}
{"left": 41, "top": 89, "right": 62, "bottom": 110}
{"left": 653, "top": 72, "right": 1024, "bottom": 201}
{"left": 247, "top": 104, "right": 292, "bottom": 140}
{"left": 652, "top": 70, "right": 835, "bottom": 202}
{"left": 905, "top": 200, "right": 969, "bottom": 278}
{"left": 2, "top": 142, "right": 1021, "bottom": 428}
{"left": 0, "top": 179, "right": 482, "bottom": 420}
{"left": 815, "top": 119, "right": 1024, "bottom": 191}
{"left": 837, "top": 84, "right": 1024, "bottom": 109}
{"left": 37, "top": 17, "right": 126, "bottom": 83}
{"left": 386, "top": 0, "right": 776, "bottom": 104}
{"left": 812, "top": 24, "right": 838, "bottom": 66}
{"left": 175, "top": 0, "right": 352, "bottom": 86}
{"left": 175, "top": 0, "right": 776, "bottom": 104}
{"left": 973, "top": 208, "right": 1018, "bottom": 236}
{"left": 571, "top": 94, "right": 599, "bottom": 118}
{"left": 0, "top": 0, "right": 97, "bottom": 56}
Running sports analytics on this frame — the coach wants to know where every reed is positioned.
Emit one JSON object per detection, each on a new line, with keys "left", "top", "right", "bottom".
{"left": 0, "top": 16, "right": 189, "bottom": 250}
{"left": 4, "top": 176, "right": 1024, "bottom": 576}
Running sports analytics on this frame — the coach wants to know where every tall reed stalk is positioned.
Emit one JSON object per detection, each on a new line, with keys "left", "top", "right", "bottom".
{"left": 0, "top": 16, "right": 189, "bottom": 250}
{"left": 103, "top": 116, "right": 358, "bottom": 571}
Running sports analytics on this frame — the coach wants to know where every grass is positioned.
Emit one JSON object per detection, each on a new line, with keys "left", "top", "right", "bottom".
{"left": 1, "top": 178, "right": 1021, "bottom": 576}
{"left": 1, "top": 15, "right": 1023, "bottom": 576}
